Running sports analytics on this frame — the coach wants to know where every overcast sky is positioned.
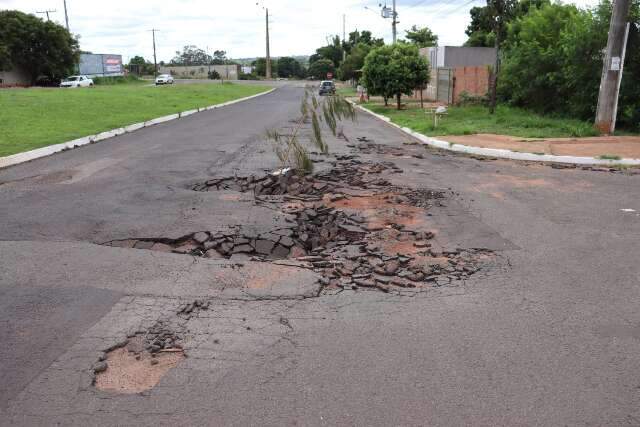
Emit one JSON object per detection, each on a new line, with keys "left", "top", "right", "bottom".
{"left": 3, "top": 0, "right": 601, "bottom": 63}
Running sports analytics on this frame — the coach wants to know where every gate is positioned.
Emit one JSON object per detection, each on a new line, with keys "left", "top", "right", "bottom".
{"left": 436, "top": 67, "right": 453, "bottom": 104}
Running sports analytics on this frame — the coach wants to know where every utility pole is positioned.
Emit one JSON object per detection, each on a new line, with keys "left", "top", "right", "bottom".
{"left": 265, "top": 8, "right": 272, "bottom": 79}
{"left": 343, "top": 14, "right": 347, "bottom": 61}
{"left": 63, "top": 0, "right": 69, "bottom": 31}
{"left": 595, "top": 0, "right": 632, "bottom": 134}
{"left": 392, "top": 0, "right": 397, "bottom": 43}
{"left": 36, "top": 9, "right": 56, "bottom": 21}
{"left": 150, "top": 29, "right": 159, "bottom": 77}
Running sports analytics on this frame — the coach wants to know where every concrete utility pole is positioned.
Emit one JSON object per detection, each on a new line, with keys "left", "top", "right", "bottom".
{"left": 265, "top": 8, "right": 272, "bottom": 79}
{"left": 63, "top": 0, "right": 69, "bottom": 31}
{"left": 151, "top": 29, "right": 159, "bottom": 77}
{"left": 343, "top": 14, "right": 346, "bottom": 61}
{"left": 392, "top": 0, "right": 397, "bottom": 43}
{"left": 595, "top": 0, "right": 632, "bottom": 134}
{"left": 36, "top": 9, "right": 56, "bottom": 21}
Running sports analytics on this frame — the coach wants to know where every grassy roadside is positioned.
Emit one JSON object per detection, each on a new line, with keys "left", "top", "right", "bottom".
{"left": 365, "top": 103, "right": 600, "bottom": 139}
{"left": 0, "top": 82, "right": 271, "bottom": 157}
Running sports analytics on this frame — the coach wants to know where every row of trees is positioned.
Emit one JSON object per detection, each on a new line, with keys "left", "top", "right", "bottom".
{"left": 0, "top": 10, "right": 79, "bottom": 84}
{"left": 465, "top": 0, "right": 639, "bottom": 129}
{"left": 306, "top": 26, "right": 437, "bottom": 82}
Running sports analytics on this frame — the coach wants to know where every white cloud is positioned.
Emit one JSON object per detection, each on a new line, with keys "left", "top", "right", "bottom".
{"left": 3, "top": 0, "right": 603, "bottom": 62}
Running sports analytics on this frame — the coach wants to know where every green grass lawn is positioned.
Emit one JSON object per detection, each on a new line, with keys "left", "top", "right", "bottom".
{"left": 365, "top": 103, "right": 601, "bottom": 139}
{"left": 0, "top": 82, "right": 271, "bottom": 157}
{"left": 337, "top": 86, "right": 358, "bottom": 97}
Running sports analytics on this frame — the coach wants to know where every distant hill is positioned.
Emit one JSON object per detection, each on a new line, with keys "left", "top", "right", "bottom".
{"left": 232, "top": 55, "right": 310, "bottom": 66}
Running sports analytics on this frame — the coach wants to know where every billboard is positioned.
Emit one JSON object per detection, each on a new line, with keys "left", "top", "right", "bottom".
{"left": 79, "top": 54, "right": 124, "bottom": 77}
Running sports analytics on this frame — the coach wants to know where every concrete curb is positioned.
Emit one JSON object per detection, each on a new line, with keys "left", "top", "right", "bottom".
{"left": 353, "top": 102, "right": 640, "bottom": 166}
{"left": 0, "top": 87, "right": 277, "bottom": 170}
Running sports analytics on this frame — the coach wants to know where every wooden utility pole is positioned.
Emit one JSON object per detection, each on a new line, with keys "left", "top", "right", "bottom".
{"left": 151, "top": 29, "right": 159, "bottom": 77}
{"left": 595, "top": 0, "right": 632, "bottom": 134}
{"left": 265, "top": 8, "right": 272, "bottom": 79}
{"left": 343, "top": 14, "right": 346, "bottom": 62}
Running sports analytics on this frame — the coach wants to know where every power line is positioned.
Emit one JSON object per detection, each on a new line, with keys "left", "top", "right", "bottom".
{"left": 36, "top": 9, "right": 56, "bottom": 21}
{"left": 434, "top": 0, "right": 481, "bottom": 18}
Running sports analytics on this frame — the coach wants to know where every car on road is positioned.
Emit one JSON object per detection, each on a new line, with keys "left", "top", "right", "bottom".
{"left": 319, "top": 80, "right": 336, "bottom": 96}
{"left": 155, "top": 74, "right": 174, "bottom": 85}
{"left": 60, "top": 75, "right": 94, "bottom": 88}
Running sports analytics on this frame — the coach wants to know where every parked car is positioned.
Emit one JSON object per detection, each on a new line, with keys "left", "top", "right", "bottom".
{"left": 155, "top": 74, "right": 174, "bottom": 85}
{"left": 318, "top": 80, "right": 336, "bottom": 96}
{"left": 60, "top": 75, "right": 94, "bottom": 88}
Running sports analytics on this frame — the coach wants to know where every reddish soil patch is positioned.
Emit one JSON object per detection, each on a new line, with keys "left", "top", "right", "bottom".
{"left": 440, "top": 133, "right": 640, "bottom": 159}
{"left": 326, "top": 193, "right": 430, "bottom": 230}
{"left": 94, "top": 347, "right": 184, "bottom": 394}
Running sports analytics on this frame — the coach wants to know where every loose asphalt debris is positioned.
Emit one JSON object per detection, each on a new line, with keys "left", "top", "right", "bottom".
{"left": 104, "top": 153, "right": 496, "bottom": 294}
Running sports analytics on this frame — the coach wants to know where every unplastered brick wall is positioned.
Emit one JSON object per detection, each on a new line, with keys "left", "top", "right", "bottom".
{"left": 452, "top": 66, "right": 490, "bottom": 103}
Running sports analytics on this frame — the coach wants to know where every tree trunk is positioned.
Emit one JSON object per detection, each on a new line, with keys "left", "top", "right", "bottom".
{"left": 396, "top": 93, "right": 401, "bottom": 110}
{"left": 420, "top": 87, "right": 424, "bottom": 109}
{"left": 384, "top": 96, "right": 388, "bottom": 106}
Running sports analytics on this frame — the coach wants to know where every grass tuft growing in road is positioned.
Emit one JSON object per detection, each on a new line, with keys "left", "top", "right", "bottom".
{"left": 365, "top": 104, "right": 600, "bottom": 139}
{"left": 0, "top": 82, "right": 271, "bottom": 157}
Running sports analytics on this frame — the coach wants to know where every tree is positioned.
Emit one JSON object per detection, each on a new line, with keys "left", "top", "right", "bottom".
{"left": 498, "top": 0, "right": 640, "bottom": 129}
{"left": 170, "top": 45, "right": 211, "bottom": 65}
{"left": 277, "top": 57, "right": 304, "bottom": 78}
{"left": 362, "top": 44, "right": 430, "bottom": 109}
{"left": 307, "top": 59, "right": 335, "bottom": 80}
{"left": 252, "top": 57, "right": 278, "bottom": 77}
{"left": 486, "top": 0, "right": 518, "bottom": 113}
{"left": 212, "top": 50, "right": 227, "bottom": 65}
{"left": 338, "top": 43, "right": 372, "bottom": 81}
{"left": 128, "top": 55, "right": 155, "bottom": 75}
{"left": 404, "top": 25, "right": 438, "bottom": 47}
{"left": 313, "top": 36, "right": 344, "bottom": 68}
{"left": 344, "top": 30, "right": 384, "bottom": 54}
{"left": 464, "top": 0, "right": 549, "bottom": 47}
{"left": 0, "top": 10, "right": 80, "bottom": 83}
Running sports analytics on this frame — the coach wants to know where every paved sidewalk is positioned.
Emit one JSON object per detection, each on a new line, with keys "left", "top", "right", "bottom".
{"left": 439, "top": 133, "right": 640, "bottom": 159}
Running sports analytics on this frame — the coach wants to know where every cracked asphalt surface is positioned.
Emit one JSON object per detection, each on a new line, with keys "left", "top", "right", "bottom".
{"left": 1, "top": 83, "right": 640, "bottom": 425}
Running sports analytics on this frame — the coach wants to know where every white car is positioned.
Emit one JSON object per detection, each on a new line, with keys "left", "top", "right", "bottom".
{"left": 155, "top": 74, "right": 174, "bottom": 85}
{"left": 60, "top": 75, "right": 94, "bottom": 88}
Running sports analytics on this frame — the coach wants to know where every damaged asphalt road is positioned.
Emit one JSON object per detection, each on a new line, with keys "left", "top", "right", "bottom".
{"left": 1, "top": 84, "right": 640, "bottom": 426}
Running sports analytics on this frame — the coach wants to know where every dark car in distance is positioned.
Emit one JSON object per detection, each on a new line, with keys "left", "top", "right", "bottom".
{"left": 319, "top": 80, "right": 336, "bottom": 96}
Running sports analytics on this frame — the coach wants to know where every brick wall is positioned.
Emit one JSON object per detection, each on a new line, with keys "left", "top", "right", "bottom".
{"left": 452, "top": 66, "right": 490, "bottom": 103}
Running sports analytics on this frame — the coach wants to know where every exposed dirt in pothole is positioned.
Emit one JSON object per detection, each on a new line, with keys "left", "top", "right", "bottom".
{"left": 92, "top": 302, "right": 213, "bottom": 393}
{"left": 94, "top": 347, "right": 184, "bottom": 394}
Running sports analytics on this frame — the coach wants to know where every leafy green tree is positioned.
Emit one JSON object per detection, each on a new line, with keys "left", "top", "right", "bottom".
{"left": 128, "top": 55, "right": 155, "bottom": 75}
{"left": 464, "top": 0, "right": 549, "bottom": 47}
{"left": 404, "top": 25, "right": 438, "bottom": 47}
{"left": 499, "top": 0, "right": 640, "bottom": 129}
{"left": 314, "top": 36, "right": 344, "bottom": 68}
{"left": 277, "top": 57, "right": 304, "bottom": 78}
{"left": 252, "top": 57, "right": 278, "bottom": 77}
{"left": 212, "top": 50, "right": 227, "bottom": 65}
{"left": 338, "top": 43, "right": 372, "bottom": 81}
{"left": 0, "top": 10, "right": 79, "bottom": 83}
{"left": 343, "top": 30, "right": 384, "bottom": 54}
{"left": 308, "top": 59, "right": 335, "bottom": 80}
{"left": 362, "top": 44, "right": 430, "bottom": 109}
{"left": 170, "top": 45, "right": 211, "bottom": 65}
{"left": 0, "top": 43, "right": 10, "bottom": 71}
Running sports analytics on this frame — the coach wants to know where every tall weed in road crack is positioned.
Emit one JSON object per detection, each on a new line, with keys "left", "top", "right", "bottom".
{"left": 266, "top": 88, "right": 356, "bottom": 174}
